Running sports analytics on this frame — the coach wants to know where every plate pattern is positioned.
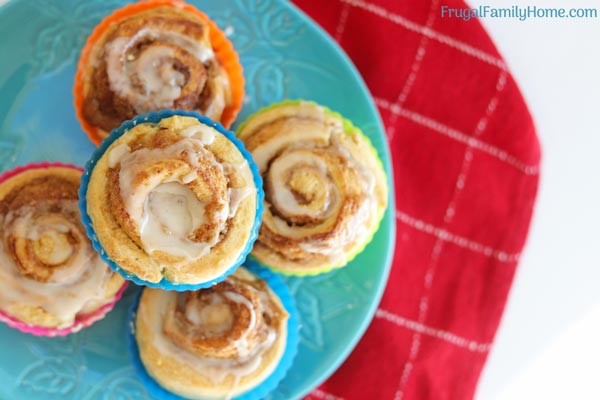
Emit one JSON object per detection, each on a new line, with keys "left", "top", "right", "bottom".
{"left": 29, "top": 0, "right": 126, "bottom": 76}
{"left": 0, "top": 0, "right": 394, "bottom": 399}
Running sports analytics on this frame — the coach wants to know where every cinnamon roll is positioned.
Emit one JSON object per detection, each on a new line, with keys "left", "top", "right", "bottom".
{"left": 134, "top": 266, "right": 289, "bottom": 399}
{"left": 237, "top": 101, "right": 388, "bottom": 275}
{"left": 84, "top": 112, "right": 261, "bottom": 287}
{"left": 74, "top": 0, "right": 244, "bottom": 145}
{"left": 0, "top": 164, "right": 125, "bottom": 331}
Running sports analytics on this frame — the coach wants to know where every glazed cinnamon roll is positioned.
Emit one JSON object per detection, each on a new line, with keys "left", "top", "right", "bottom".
{"left": 0, "top": 165, "right": 125, "bottom": 330}
{"left": 134, "top": 267, "right": 289, "bottom": 399}
{"left": 75, "top": 1, "right": 243, "bottom": 144}
{"left": 85, "top": 114, "right": 260, "bottom": 286}
{"left": 237, "top": 101, "right": 388, "bottom": 275}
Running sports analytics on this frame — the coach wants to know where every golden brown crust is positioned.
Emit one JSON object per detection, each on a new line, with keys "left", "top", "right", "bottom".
{"left": 0, "top": 169, "right": 84, "bottom": 283}
{"left": 81, "top": 6, "right": 231, "bottom": 135}
{"left": 238, "top": 102, "right": 388, "bottom": 274}
{"left": 2, "top": 268, "right": 125, "bottom": 328}
{"left": 0, "top": 167, "right": 125, "bottom": 328}
{"left": 136, "top": 267, "right": 288, "bottom": 399}
{"left": 0, "top": 175, "right": 78, "bottom": 213}
{"left": 87, "top": 116, "right": 257, "bottom": 284}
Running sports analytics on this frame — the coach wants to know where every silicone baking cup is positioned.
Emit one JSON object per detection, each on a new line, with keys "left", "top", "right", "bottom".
{"left": 73, "top": 0, "right": 245, "bottom": 146}
{"left": 126, "top": 259, "right": 300, "bottom": 400}
{"left": 79, "top": 110, "right": 264, "bottom": 291}
{"left": 237, "top": 99, "right": 388, "bottom": 277}
{"left": 0, "top": 162, "right": 128, "bottom": 337}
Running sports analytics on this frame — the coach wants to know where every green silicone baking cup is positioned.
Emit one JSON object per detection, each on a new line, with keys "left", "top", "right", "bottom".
{"left": 236, "top": 99, "right": 388, "bottom": 277}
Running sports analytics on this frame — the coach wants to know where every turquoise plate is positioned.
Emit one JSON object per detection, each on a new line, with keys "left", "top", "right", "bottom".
{"left": 0, "top": 0, "right": 396, "bottom": 399}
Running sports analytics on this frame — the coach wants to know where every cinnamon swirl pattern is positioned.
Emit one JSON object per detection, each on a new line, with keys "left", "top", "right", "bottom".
{"left": 130, "top": 265, "right": 297, "bottom": 400}
{"left": 237, "top": 101, "right": 388, "bottom": 275}
{"left": 0, "top": 164, "right": 125, "bottom": 334}
{"left": 82, "top": 111, "right": 262, "bottom": 288}
{"left": 74, "top": 0, "right": 244, "bottom": 144}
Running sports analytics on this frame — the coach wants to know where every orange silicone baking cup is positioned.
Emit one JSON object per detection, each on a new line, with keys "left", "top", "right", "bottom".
{"left": 73, "top": 0, "right": 245, "bottom": 146}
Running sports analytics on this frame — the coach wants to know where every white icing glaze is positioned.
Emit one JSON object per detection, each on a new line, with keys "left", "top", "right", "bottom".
{"left": 331, "top": 134, "right": 377, "bottom": 194}
{"left": 136, "top": 45, "right": 183, "bottom": 103}
{"left": 8, "top": 209, "right": 88, "bottom": 284}
{"left": 107, "top": 143, "right": 131, "bottom": 168}
{"left": 116, "top": 138, "right": 208, "bottom": 232}
{"left": 111, "top": 128, "right": 253, "bottom": 262}
{"left": 185, "top": 293, "right": 233, "bottom": 337}
{"left": 131, "top": 28, "right": 215, "bottom": 63}
{"left": 141, "top": 182, "right": 211, "bottom": 259}
{"left": 145, "top": 290, "right": 277, "bottom": 385}
{"left": 221, "top": 161, "right": 249, "bottom": 177}
{"left": 250, "top": 119, "right": 329, "bottom": 174}
{"left": 179, "top": 125, "right": 215, "bottom": 145}
{"left": 25, "top": 219, "right": 70, "bottom": 239}
{"left": 181, "top": 171, "right": 197, "bottom": 184}
{"left": 104, "top": 28, "right": 215, "bottom": 113}
{"left": 268, "top": 150, "right": 334, "bottom": 219}
{"left": 223, "top": 291, "right": 256, "bottom": 357}
{"left": 0, "top": 201, "right": 116, "bottom": 327}
{"left": 200, "top": 73, "right": 229, "bottom": 121}
{"left": 227, "top": 187, "right": 254, "bottom": 218}
{"left": 40, "top": 235, "right": 73, "bottom": 265}
{"left": 253, "top": 123, "right": 378, "bottom": 258}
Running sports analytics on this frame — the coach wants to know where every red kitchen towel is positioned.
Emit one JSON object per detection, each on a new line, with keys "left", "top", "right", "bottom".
{"left": 292, "top": 1, "right": 541, "bottom": 399}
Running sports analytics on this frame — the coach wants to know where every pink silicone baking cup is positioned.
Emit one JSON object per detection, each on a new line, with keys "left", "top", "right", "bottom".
{"left": 0, "top": 161, "right": 84, "bottom": 183}
{"left": 0, "top": 283, "right": 128, "bottom": 337}
{"left": 0, "top": 161, "right": 129, "bottom": 337}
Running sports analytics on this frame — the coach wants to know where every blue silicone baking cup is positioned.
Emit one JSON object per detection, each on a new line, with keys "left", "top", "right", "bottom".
{"left": 78, "top": 110, "right": 264, "bottom": 291}
{"left": 126, "top": 259, "right": 300, "bottom": 400}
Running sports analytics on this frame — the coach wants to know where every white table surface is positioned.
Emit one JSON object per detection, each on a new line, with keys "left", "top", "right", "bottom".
{"left": 1, "top": 0, "right": 598, "bottom": 398}
{"left": 466, "top": 1, "right": 600, "bottom": 399}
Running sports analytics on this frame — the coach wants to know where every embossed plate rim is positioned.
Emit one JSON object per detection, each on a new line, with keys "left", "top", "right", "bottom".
{"left": 0, "top": 0, "right": 396, "bottom": 398}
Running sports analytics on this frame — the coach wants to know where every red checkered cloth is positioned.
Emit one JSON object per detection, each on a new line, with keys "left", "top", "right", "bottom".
{"left": 292, "top": 1, "right": 541, "bottom": 399}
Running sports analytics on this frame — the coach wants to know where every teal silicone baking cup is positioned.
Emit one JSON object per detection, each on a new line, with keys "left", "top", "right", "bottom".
{"left": 79, "top": 110, "right": 264, "bottom": 291}
{"left": 126, "top": 259, "right": 300, "bottom": 400}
